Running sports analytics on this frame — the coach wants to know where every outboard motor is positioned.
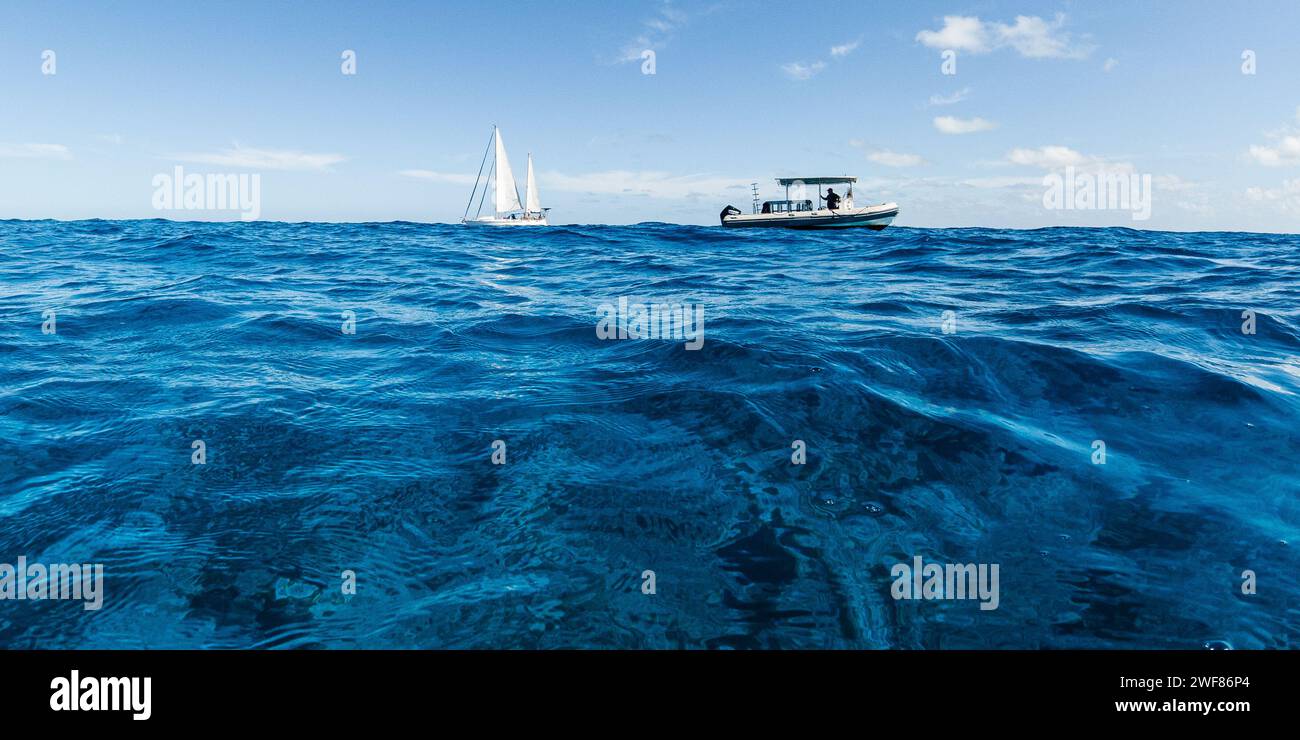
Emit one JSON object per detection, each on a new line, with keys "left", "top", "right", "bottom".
{"left": 719, "top": 205, "right": 742, "bottom": 223}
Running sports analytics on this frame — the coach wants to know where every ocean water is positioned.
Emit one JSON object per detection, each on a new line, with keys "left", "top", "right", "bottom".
{"left": 1, "top": 219, "right": 1298, "bottom": 649}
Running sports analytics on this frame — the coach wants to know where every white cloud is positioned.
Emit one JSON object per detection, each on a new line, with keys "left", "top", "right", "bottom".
{"left": 0, "top": 143, "right": 72, "bottom": 160}
{"left": 868, "top": 150, "right": 925, "bottom": 167}
{"left": 398, "top": 170, "right": 476, "bottom": 184}
{"left": 1246, "top": 107, "right": 1300, "bottom": 166}
{"left": 830, "top": 39, "right": 861, "bottom": 57}
{"left": 1103, "top": 57, "right": 1119, "bottom": 72}
{"left": 916, "top": 16, "right": 991, "bottom": 53}
{"left": 175, "top": 144, "right": 345, "bottom": 171}
{"left": 916, "top": 14, "right": 1093, "bottom": 59}
{"left": 1007, "top": 145, "right": 1089, "bottom": 169}
{"left": 928, "top": 87, "right": 971, "bottom": 106}
{"left": 1248, "top": 138, "right": 1300, "bottom": 166}
{"left": 782, "top": 61, "right": 826, "bottom": 80}
{"left": 996, "top": 14, "right": 1090, "bottom": 59}
{"left": 1246, "top": 179, "right": 1300, "bottom": 214}
{"left": 934, "top": 116, "right": 997, "bottom": 134}
{"left": 1248, "top": 141, "right": 1300, "bottom": 166}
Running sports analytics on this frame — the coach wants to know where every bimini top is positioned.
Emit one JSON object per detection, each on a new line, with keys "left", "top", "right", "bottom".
{"left": 775, "top": 176, "right": 857, "bottom": 185}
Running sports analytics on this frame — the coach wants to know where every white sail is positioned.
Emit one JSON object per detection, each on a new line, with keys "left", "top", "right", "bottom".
{"left": 493, "top": 128, "right": 523, "bottom": 214}
{"left": 525, "top": 154, "right": 541, "bottom": 214}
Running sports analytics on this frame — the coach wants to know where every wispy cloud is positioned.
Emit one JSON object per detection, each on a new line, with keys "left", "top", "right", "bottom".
{"left": 933, "top": 116, "right": 997, "bottom": 134}
{"left": 1004, "top": 145, "right": 1211, "bottom": 212}
{"left": 830, "top": 38, "right": 861, "bottom": 57}
{"left": 1246, "top": 107, "right": 1300, "bottom": 166}
{"left": 0, "top": 142, "right": 72, "bottom": 160}
{"left": 1152, "top": 174, "right": 1197, "bottom": 192}
{"left": 782, "top": 61, "right": 825, "bottom": 80}
{"left": 916, "top": 14, "right": 1094, "bottom": 59}
{"left": 928, "top": 87, "right": 972, "bottom": 106}
{"left": 398, "top": 170, "right": 476, "bottom": 184}
{"left": 174, "top": 144, "right": 346, "bottom": 171}
{"left": 785, "top": 34, "right": 861, "bottom": 81}
{"left": 401, "top": 168, "right": 747, "bottom": 200}
{"left": 1006, "top": 145, "right": 1090, "bottom": 169}
{"left": 959, "top": 176, "right": 1045, "bottom": 189}
{"left": 617, "top": 1, "right": 691, "bottom": 62}
{"left": 1103, "top": 57, "right": 1119, "bottom": 72}
{"left": 542, "top": 170, "right": 744, "bottom": 200}
{"left": 1005, "top": 144, "right": 1139, "bottom": 177}
{"left": 867, "top": 150, "right": 925, "bottom": 168}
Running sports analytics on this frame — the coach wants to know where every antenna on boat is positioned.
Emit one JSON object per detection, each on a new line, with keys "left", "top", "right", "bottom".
{"left": 751, "top": 182, "right": 760, "bottom": 214}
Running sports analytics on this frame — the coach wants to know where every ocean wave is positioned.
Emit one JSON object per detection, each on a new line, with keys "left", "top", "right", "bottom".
{"left": 1, "top": 221, "right": 1298, "bottom": 648}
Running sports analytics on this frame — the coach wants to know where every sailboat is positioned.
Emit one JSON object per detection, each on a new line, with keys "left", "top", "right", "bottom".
{"left": 461, "top": 126, "right": 550, "bottom": 226}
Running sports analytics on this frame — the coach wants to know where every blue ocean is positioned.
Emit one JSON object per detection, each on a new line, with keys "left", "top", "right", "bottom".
{"left": 1, "top": 219, "right": 1297, "bottom": 649}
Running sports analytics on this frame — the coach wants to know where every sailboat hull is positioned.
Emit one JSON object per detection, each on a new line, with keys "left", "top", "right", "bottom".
{"left": 462, "top": 215, "right": 550, "bottom": 226}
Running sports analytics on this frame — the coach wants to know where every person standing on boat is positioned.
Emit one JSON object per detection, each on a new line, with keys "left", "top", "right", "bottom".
{"left": 821, "top": 187, "right": 841, "bottom": 211}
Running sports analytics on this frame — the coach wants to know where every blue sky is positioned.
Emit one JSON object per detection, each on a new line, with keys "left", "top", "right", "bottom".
{"left": 2, "top": 0, "right": 1299, "bottom": 230}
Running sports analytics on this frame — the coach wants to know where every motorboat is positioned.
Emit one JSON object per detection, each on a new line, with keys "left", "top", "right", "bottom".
{"left": 720, "top": 176, "right": 897, "bottom": 230}
{"left": 462, "top": 126, "right": 550, "bottom": 226}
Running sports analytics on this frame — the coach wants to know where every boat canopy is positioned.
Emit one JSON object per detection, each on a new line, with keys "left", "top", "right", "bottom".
{"left": 775, "top": 176, "right": 856, "bottom": 185}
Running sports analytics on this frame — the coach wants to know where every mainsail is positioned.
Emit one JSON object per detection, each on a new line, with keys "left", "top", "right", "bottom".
{"left": 525, "top": 154, "right": 541, "bottom": 214}
{"left": 493, "top": 128, "right": 524, "bottom": 214}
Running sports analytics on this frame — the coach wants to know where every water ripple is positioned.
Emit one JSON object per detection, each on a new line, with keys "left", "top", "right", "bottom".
{"left": 1, "top": 221, "right": 1297, "bottom": 648}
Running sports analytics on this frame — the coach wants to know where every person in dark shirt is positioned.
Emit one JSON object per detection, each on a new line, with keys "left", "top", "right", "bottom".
{"left": 822, "top": 187, "right": 841, "bottom": 210}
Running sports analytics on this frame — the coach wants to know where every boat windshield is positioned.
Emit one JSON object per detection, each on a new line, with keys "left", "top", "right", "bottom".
{"left": 763, "top": 200, "right": 813, "bottom": 213}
